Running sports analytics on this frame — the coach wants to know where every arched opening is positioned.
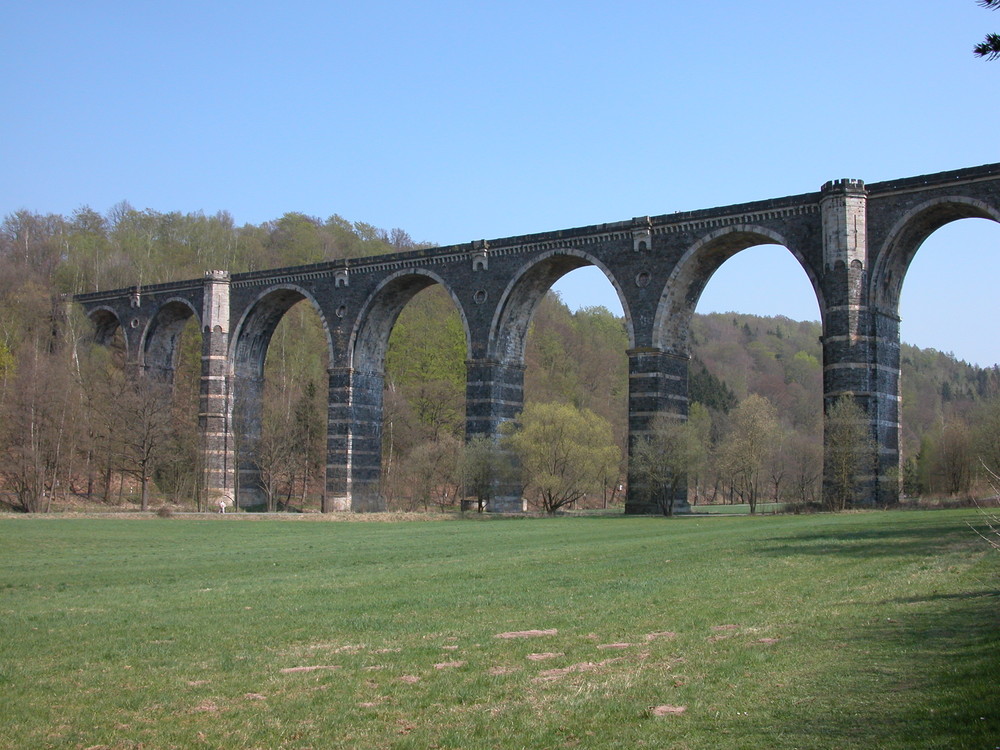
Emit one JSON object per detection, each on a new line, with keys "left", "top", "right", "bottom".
{"left": 231, "top": 288, "right": 332, "bottom": 511}
{"left": 81, "top": 309, "right": 129, "bottom": 503}
{"left": 89, "top": 309, "right": 127, "bottom": 353}
{"left": 346, "top": 272, "right": 470, "bottom": 512}
{"left": 381, "top": 284, "right": 469, "bottom": 511}
{"left": 86, "top": 308, "right": 129, "bottom": 372}
{"left": 142, "top": 300, "right": 199, "bottom": 382}
{"left": 82, "top": 305, "right": 205, "bottom": 509}
{"left": 496, "top": 254, "right": 631, "bottom": 512}
{"left": 892, "top": 217, "right": 1000, "bottom": 500}
{"left": 654, "top": 235, "right": 824, "bottom": 513}
{"left": 145, "top": 306, "right": 203, "bottom": 509}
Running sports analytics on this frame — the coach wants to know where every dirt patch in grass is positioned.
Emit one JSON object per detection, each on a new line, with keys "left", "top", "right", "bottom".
{"left": 526, "top": 652, "right": 563, "bottom": 661}
{"left": 644, "top": 631, "right": 676, "bottom": 641}
{"left": 708, "top": 624, "right": 741, "bottom": 643}
{"left": 495, "top": 629, "right": 558, "bottom": 639}
{"left": 332, "top": 644, "right": 365, "bottom": 654}
{"left": 280, "top": 665, "right": 341, "bottom": 674}
{"left": 533, "top": 656, "right": 628, "bottom": 683}
{"left": 488, "top": 666, "right": 520, "bottom": 675}
{"left": 650, "top": 705, "right": 687, "bottom": 717}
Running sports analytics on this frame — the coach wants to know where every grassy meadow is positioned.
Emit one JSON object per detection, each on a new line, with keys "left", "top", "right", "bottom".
{"left": 1, "top": 510, "right": 997, "bottom": 749}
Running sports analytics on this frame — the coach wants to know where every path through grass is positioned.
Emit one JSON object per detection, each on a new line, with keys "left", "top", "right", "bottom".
{"left": 1, "top": 510, "right": 997, "bottom": 748}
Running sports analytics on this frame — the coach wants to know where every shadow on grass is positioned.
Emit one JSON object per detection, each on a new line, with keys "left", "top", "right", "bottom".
{"left": 754, "top": 522, "right": 977, "bottom": 560}
{"left": 750, "top": 514, "right": 1000, "bottom": 746}
{"left": 778, "top": 588, "right": 1000, "bottom": 748}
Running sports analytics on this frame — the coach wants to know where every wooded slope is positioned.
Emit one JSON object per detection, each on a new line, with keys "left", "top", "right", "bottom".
{"left": 1, "top": 207, "right": 996, "bottom": 511}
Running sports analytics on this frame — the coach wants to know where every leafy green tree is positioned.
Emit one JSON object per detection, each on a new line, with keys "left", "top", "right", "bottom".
{"left": 571, "top": 305, "right": 629, "bottom": 414}
{"left": 267, "top": 213, "right": 328, "bottom": 267}
{"left": 525, "top": 296, "right": 579, "bottom": 406}
{"left": 507, "top": 402, "right": 620, "bottom": 514}
{"left": 386, "top": 287, "right": 466, "bottom": 442}
{"left": 0, "top": 339, "right": 14, "bottom": 390}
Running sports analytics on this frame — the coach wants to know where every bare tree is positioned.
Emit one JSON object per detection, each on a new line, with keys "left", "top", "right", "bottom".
{"left": 461, "top": 434, "right": 516, "bottom": 512}
{"left": 119, "top": 377, "right": 174, "bottom": 511}
{"left": 631, "top": 414, "right": 694, "bottom": 516}
{"left": 934, "top": 419, "right": 974, "bottom": 495}
{"left": 718, "top": 394, "right": 780, "bottom": 514}
{"left": 0, "top": 335, "right": 82, "bottom": 512}
{"left": 254, "top": 409, "right": 298, "bottom": 512}
{"left": 973, "top": 397, "right": 1000, "bottom": 478}
{"left": 392, "top": 435, "right": 462, "bottom": 511}
{"left": 971, "top": 461, "right": 1000, "bottom": 551}
{"left": 789, "top": 431, "right": 823, "bottom": 506}
{"left": 685, "top": 402, "right": 713, "bottom": 506}
{"left": 824, "top": 397, "right": 876, "bottom": 511}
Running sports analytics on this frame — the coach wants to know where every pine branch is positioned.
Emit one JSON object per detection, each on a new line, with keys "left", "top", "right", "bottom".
{"left": 974, "top": 32, "right": 1000, "bottom": 59}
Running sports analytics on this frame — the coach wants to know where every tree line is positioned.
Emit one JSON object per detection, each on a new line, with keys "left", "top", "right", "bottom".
{"left": 1, "top": 206, "right": 998, "bottom": 513}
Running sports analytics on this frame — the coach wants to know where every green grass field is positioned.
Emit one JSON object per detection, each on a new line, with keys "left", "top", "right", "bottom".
{"left": 1, "top": 510, "right": 997, "bottom": 749}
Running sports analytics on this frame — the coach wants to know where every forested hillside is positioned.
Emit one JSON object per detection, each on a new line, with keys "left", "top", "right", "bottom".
{"left": 1, "top": 206, "right": 997, "bottom": 512}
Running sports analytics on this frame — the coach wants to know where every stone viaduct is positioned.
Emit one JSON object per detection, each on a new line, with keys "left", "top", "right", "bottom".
{"left": 75, "top": 162, "right": 1000, "bottom": 513}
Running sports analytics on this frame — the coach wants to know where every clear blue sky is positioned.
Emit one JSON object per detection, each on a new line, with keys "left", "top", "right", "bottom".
{"left": 2, "top": 1, "right": 998, "bottom": 364}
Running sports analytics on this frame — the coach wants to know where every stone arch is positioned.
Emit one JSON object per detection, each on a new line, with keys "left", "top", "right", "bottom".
{"left": 231, "top": 285, "right": 334, "bottom": 381}
{"left": 488, "top": 248, "right": 634, "bottom": 365}
{"left": 229, "top": 284, "right": 334, "bottom": 508}
{"left": 338, "top": 269, "right": 471, "bottom": 511}
{"left": 653, "top": 225, "right": 823, "bottom": 354}
{"left": 872, "top": 196, "right": 1000, "bottom": 314}
{"left": 350, "top": 269, "right": 472, "bottom": 372}
{"left": 87, "top": 306, "right": 125, "bottom": 347}
{"left": 141, "top": 297, "right": 200, "bottom": 382}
